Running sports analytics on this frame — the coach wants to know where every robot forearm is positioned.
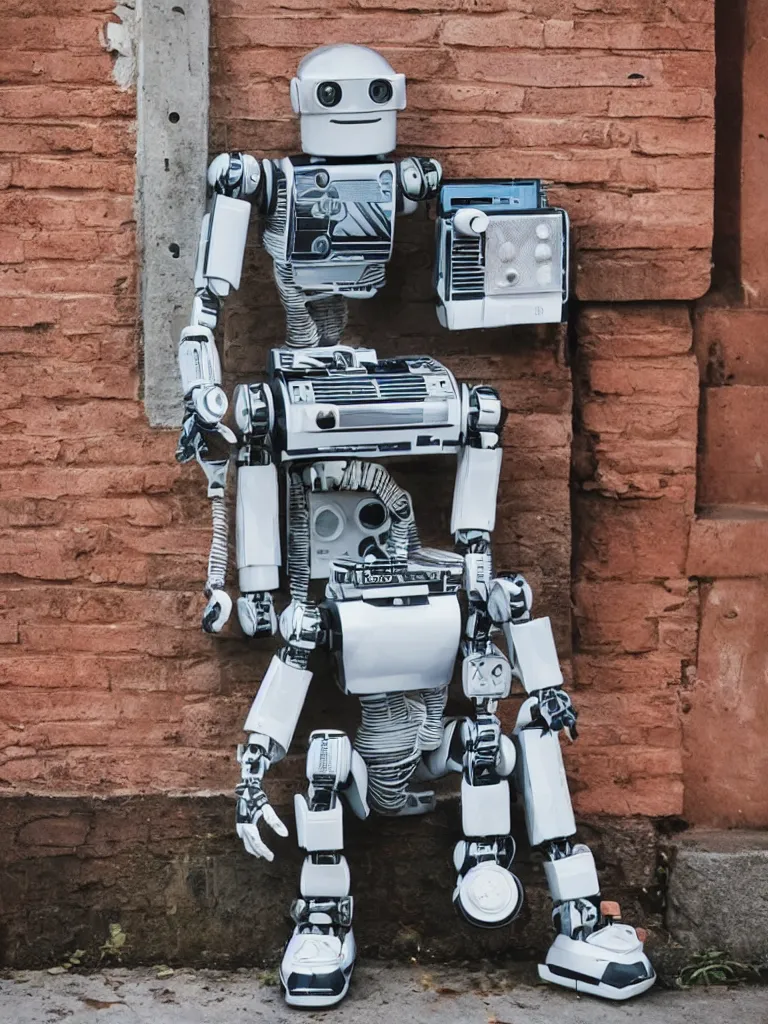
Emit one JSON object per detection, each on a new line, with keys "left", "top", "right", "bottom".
{"left": 500, "top": 614, "right": 578, "bottom": 739}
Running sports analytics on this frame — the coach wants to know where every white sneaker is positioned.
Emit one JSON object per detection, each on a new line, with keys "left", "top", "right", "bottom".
{"left": 539, "top": 924, "right": 656, "bottom": 1000}
{"left": 280, "top": 922, "right": 356, "bottom": 1008}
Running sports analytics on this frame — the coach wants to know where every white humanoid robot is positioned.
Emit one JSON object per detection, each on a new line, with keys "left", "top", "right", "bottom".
{"left": 175, "top": 44, "right": 655, "bottom": 1008}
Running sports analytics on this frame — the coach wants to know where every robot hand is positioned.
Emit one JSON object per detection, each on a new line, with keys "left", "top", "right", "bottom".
{"left": 176, "top": 383, "right": 237, "bottom": 465}
{"left": 535, "top": 687, "right": 578, "bottom": 742}
{"left": 237, "top": 593, "right": 278, "bottom": 638}
{"left": 487, "top": 574, "right": 533, "bottom": 625}
{"left": 202, "top": 588, "right": 233, "bottom": 633}
{"left": 176, "top": 405, "right": 237, "bottom": 465}
{"left": 235, "top": 742, "right": 288, "bottom": 861}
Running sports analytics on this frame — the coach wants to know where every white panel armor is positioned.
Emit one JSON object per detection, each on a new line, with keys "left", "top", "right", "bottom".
{"left": 243, "top": 656, "right": 312, "bottom": 759}
{"left": 330, "top": 592, "right": 461, "bottom": 694}
{"left": 236, "top": 464, "right": 281, "bottom": 593}
{"left": 451, "top": 444, "right": 502, "bottom": 534}
{"left": 173, "top": 42, "right": 654, "bottom": 1011}
{"left": 204, "top": 194, "right": 251, "bottom": 297}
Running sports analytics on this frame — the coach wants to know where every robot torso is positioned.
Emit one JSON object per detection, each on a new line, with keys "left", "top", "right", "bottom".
{"left": 263, "top": 157, "right": 398, "bottom": 297}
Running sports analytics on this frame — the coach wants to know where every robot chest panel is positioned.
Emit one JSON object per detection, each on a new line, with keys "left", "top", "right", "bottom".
{"left": 287, "top": 163, "right": 396, "bottom": 265}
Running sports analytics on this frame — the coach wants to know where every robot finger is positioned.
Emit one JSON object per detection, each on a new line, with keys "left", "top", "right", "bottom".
{"left": 176, "top": 416, "right": 204, "bottom": 464}
{"left": 236, "top": 821, "right": 276, "bottom": 862}
{"left": 262, "top": 804, "right": 289, "bottom": 839}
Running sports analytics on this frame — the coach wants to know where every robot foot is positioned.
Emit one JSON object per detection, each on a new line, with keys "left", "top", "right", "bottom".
{"left": 539, "top": 906, "right": 655, "bottom": 1001}
{"left": 452, "top": 839, "right": 524, "bottom": 928}
{"left": 280, "top": 898, "right": 356, "bottom": 1008}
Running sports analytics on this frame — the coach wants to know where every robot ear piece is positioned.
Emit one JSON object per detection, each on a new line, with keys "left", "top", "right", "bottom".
{"left": 392, "top": 73, "right": 407, "bottom": 111}
{"left": 290, "top": 78, "right": 301, "bottom": 114}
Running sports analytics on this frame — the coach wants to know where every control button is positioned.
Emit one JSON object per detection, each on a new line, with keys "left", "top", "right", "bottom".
{"left": 498, "top": 241, "right": 516, "bottom": 262}
{"left": 536, "top": 264, "right": 552, "bottom": 285}
{"left": 534, "top": 242, "right": 552, "bottom": 261}
{"left": 535, "top": 222, "right": 551, "bottom": 239}
{"left": 504, "top": 268, "right": 519, "bottom": 285}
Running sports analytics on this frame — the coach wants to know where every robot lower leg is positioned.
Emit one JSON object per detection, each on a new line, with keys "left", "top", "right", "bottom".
{"left": 280, "top": 729, "right": 368, "bottom": 1008}
{"left": 422, "top": 710, "right": 524, "bottom": 927}
{"left": 515, "top": 710, "right": 655, "bottom": 1000}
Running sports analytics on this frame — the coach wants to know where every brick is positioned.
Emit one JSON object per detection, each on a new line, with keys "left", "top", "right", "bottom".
{"left": 452, "top": 51, "right": 712, "bottom": 89}
{"left": 652, "top": 155, "right": 714, "bottom": 190}
{"left": 573, "top": 688, "right": 681, "bottom": 750}
{"left": 442, "top": 15, "right": 545, "bottom": 46}
{"left": 607, "top": 85, "right": 712, "bottom": 118}
{"left": 0, "top": 51, "right": 115, "bottom": 85}
{"left": 585, "top": 355, "right": 699, "bottom": 404}
{"left": 574, "top": 579, "right": 697, "bottom": 657}
{"left": 565, "top": 189, "right": 712, "bottom": 251}
{"left": 0, "top": 465, "right": 179, "bottom": 499}
{"left": 0, "top": 86, "right": 134, "bottom": 119}
{"left": 9, "top": 157, "right": 135, "bottom": 193}
{"left": 214, "top": 14, "right": 443, "bottom": 49}
{"left": 578, "top": 303, "right": 693, "bottom": 358}
{"left": 17, "top": 814, "right": 91, "bottom": 848}
{"left": 574, "top": 495, "right": 692, "bottom": 581}
{"left": 0, "top": 264, "right": 135, "bottom": 298}
{"left": 566, "top": 745, "right": 683, "bottom": 817}
{"left": 688, "top": 513, "right": 768, "bottom": 578}
{"left": 400, "top": 114, "right": 637, "bottom": 151}
{"left": 407, "top": 82, "right": 525, "bottom": 114}
{"left": 699, "top": 387, "right": 768, "bottom": 506}
{"left": 574, "top": 247, "right": 712, "bottom": 302}
{"left": 634, "top": 118, "right": 714, "bottom": 156}
{"left": 0, "top": 17, "right": 105, "bottom": 52}
{"left": 0, "top": 120, "right": 134, "bottom": 156}
{"left": 684, "top": 581, "right": 768, "bottom": 827}
{"left": 5, "top": 399, "right": 144, "bottom": 437}
{"left": 0, "top": 655, "right": 110, "bottom": 689}
{"left": 0, "top": 613, "right": 20, "bottom": 645}
{"left": 541, "top": 17, "right": 713, "bottom": 50}
{"left": 574, "top": 652, "right": 686, "bottom": 693}
{"left": 694, "top": 305, "right": 768, "bottom": 386}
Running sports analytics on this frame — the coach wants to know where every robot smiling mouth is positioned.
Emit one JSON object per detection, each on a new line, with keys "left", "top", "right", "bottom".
{"left": 329, "top": 118, "right": 382, "bottom": 125}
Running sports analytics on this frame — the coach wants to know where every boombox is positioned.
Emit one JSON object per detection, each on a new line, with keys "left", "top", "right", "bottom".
{"left": 435, "top": 179, "right": 569, "bottom": 330}
{"left": 268, "top": 345, "right": 463, "bottom": 463}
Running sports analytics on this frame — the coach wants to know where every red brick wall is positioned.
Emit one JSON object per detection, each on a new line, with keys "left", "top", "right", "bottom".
{"left": 571, "top": 305, "right": 699, "bottom": 817}
{"left": 0, "top": 0, "right": 716, "bottom": 826}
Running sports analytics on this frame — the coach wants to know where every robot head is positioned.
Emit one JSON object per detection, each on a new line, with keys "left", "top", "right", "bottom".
{"left": 290, "top": 45, "right": 406, "bottom": 158}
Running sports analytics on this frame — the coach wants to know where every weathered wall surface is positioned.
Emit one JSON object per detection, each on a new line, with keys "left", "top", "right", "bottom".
{"left": 571, "top": 304, "right": 699, "bottom": 819}
{"left": 0, "top": 0, "right": 724, "bottom": 965}
{"left": 681, "top": 0, "right": 768, "bottom": 828}
{"left": 0, "top": 0, "right": 715, "bottom": 806}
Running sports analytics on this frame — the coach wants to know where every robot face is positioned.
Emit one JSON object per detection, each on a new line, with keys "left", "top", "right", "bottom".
{"left": 291, "top": 45, "right": 406, "bottom": 158}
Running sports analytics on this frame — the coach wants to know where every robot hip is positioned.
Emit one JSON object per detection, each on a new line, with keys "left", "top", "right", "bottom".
{"left": 326, "top": 592, "right": 461, "bottom": 696}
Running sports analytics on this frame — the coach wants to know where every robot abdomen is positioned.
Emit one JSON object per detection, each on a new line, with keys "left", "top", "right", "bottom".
{"left": 331, "top": 594, "right": 461, "bottom": 695}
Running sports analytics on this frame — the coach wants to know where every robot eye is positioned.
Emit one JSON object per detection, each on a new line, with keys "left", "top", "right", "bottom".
{"left": 369, "top": 79, "right": 393, "bottom": 104}
{"left": 317, "top": 81, "right": 342, "bottom": 107}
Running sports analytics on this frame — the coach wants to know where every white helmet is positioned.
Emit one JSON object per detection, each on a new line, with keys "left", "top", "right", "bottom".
{"left": 290, "top": 45, "right": 406, "bottom": 158}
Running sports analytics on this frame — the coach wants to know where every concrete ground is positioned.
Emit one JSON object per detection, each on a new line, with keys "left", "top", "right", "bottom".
{"left": 0, "top": 963, "right": 765, "bottom": 1024}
